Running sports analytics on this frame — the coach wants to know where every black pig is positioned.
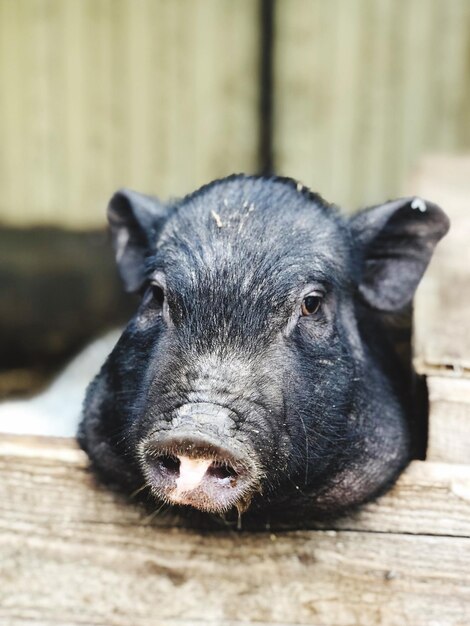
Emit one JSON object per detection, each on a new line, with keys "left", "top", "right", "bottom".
{"left": 78, "top": 175, "right": 449, "bottom": 522}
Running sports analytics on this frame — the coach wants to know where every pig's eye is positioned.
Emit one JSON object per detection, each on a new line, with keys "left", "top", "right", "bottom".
{"left": 301, "top": 294, "right": 323, "bottom": 317}
{"left": 149, "top": 283, "right": 165, "bottom": 307}
{"left": 143, "top": 282, "right": 165, "bottom": 309}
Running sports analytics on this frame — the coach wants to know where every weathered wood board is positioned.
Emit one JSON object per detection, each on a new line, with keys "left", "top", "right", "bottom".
{"left": 411, "top": 155, "right": 470, "bottom": 375}
{"left": 0, "top": 435, "right": 469, "bottom": 625}
{"left": 427, "top": 376, "right": 470, "bottom": 464}
{"left": 408, "top": 156, "right": 470, "bottom": 466}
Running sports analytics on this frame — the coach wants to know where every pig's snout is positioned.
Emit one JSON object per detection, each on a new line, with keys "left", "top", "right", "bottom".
{"left": 153, "top": 454, "right": 237, "bottom": 493}
{"left": 140, "top": 420, "right": 260, "bottom": 514}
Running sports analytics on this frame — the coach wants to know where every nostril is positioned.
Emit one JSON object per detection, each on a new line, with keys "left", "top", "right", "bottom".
{"left": 207, "top": 462, "right": 238, "bottom": 482}
{"left": 155, "top": 454, "right": 180, "bottom": 477}
{"left": 141, "top": 438, "right": 256, "bottom": 512}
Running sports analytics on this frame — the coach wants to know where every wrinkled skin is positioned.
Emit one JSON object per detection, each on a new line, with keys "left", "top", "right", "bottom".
{"left": 78, "top": 175, "right": 449, "bottom": 525}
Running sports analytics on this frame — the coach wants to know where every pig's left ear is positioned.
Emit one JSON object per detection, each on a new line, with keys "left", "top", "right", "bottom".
{"left": 349, "top": 197, "right": 450, "bottom": 311}
{"left": 107, "top": 189, "right": 169, "bottom": 292}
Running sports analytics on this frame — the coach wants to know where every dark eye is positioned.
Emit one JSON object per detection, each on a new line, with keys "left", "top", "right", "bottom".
{"left": 144, "top": 282, "right": 165, "bottom": 308}
{"left": 151, "top": 283, "right": 165, "bottom": 306}
{"left": 301, "top": 294, "right": 323, "bottom": 317}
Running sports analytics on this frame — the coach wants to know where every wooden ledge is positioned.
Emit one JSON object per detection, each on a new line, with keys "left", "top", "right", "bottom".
{"left": 1, "top": 434, "right": 469, "bottom": 625}
{"left": 1, "top": 433, "right": 470, "bottom": 537}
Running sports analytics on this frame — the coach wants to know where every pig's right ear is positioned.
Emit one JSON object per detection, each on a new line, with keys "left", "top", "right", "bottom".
{"left": 107, "top": 189, "right": 168, "bottom": 292}
{"left": 349, "top": 197, "right": 449, "bottom": 311}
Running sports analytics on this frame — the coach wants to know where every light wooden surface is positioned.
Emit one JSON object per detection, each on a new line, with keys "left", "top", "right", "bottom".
{"left": 273, "top": 0, "right": 470, "bottom": 211}
{"left": 0, "top": 0, "right": 260, "bottom": 228}
{"left": 2, "top": 527, "right": 469, "bottom": 626}
{"left": 411, "top": 155, "right": 470, "bottom": 374}
{"left": 426, "top": 376, "right": 470, "bottom": 464}
{"left": 0, "top": 435, "right": 469, "bottom": 625}
{"left": 409, "top": 156, "right": 470, "bottom": 467}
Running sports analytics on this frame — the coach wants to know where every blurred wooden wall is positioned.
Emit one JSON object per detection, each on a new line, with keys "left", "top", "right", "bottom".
{"left": 0, "top": 0, "right": 469, "bottom": 228}
{"left": 274, "top": 0, "right": 470, "bottom": 210}
{"left": 0, "top": 0, "right": 260, "bottom": 228}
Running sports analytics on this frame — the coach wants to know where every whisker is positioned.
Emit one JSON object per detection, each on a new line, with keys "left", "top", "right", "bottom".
{"left": 130, "top": 483, "right": 149, "bottom": 499}
{"left": 141, "top": 500, "right": 168, "bottom": 524}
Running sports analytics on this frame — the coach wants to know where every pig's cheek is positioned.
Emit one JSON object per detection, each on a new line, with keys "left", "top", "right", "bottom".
{"left": 295, "top": 320, "right": 334, "bottom": 347}
{"left": 296, "top": 304, "right": 336, "bottom": 340}
{"left": 252, "top": 416, "right": 293, "bottom": 477}
{"left": 277, "top": 429, "right": 295, "bottom": 473}
{"left": 135, "top": 308, "right": 162, "bottom": 331}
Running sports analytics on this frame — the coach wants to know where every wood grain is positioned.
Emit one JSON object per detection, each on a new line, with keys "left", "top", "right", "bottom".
{"left": 1, "top": 435, "right": 470, "bottom": 537}
{"left": 1, "top": 527, "right": 469, "bottom": 626}
{"left": 0, "top": 435, "right": 470, "bottom": 625}
{"left": 411, "top": 155, "right": 470, "bottom": 374}
{"left": 426, "top": 376, "right": 470, "bottom": 464}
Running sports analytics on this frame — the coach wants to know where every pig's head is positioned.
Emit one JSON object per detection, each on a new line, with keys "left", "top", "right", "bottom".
{"left": 78, "top": 176, "right": 449, "bottom": 521}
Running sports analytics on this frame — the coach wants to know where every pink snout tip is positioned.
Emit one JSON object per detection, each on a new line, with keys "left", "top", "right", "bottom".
{"left": 141, "top": 438, "right": 258, "bottom": 513}
{"left": 172, "top": 456, "right": 212, "bottom": 497}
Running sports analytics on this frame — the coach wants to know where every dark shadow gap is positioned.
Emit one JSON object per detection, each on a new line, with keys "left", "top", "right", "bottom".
{"left": 259, "top": 0, "right": 274, "bottom": 175}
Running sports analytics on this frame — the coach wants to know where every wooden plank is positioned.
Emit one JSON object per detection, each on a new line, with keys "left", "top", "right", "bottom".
{"left": 0, "top": 0, "right": 260, "bottom": 228}
{"left": 273, "top": 0, "right": 470, "bottom": 212}
{"left": 0, "top": 435, "right": 469, "bottom": 625}
{"left": 316, "top": 459, "right": 470, "bottom": 536}
{"left": 1, "top": 528, "right": 469, "bottom": 626}
{"left": 426, "top": 376, "right": 470, "bottom": 464}
{"left": 1, "top": 435, "right": 470, "bottom": 537}
{"left": 410, "top": 155, "right": 470, "bottom": 374}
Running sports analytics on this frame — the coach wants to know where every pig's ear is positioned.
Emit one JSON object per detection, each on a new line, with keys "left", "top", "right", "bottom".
{"left": 349, "top": 197, "right": 450, "bottom": 311}
{"left": 107, "top": 189, "right": 168, "bottom": 292}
